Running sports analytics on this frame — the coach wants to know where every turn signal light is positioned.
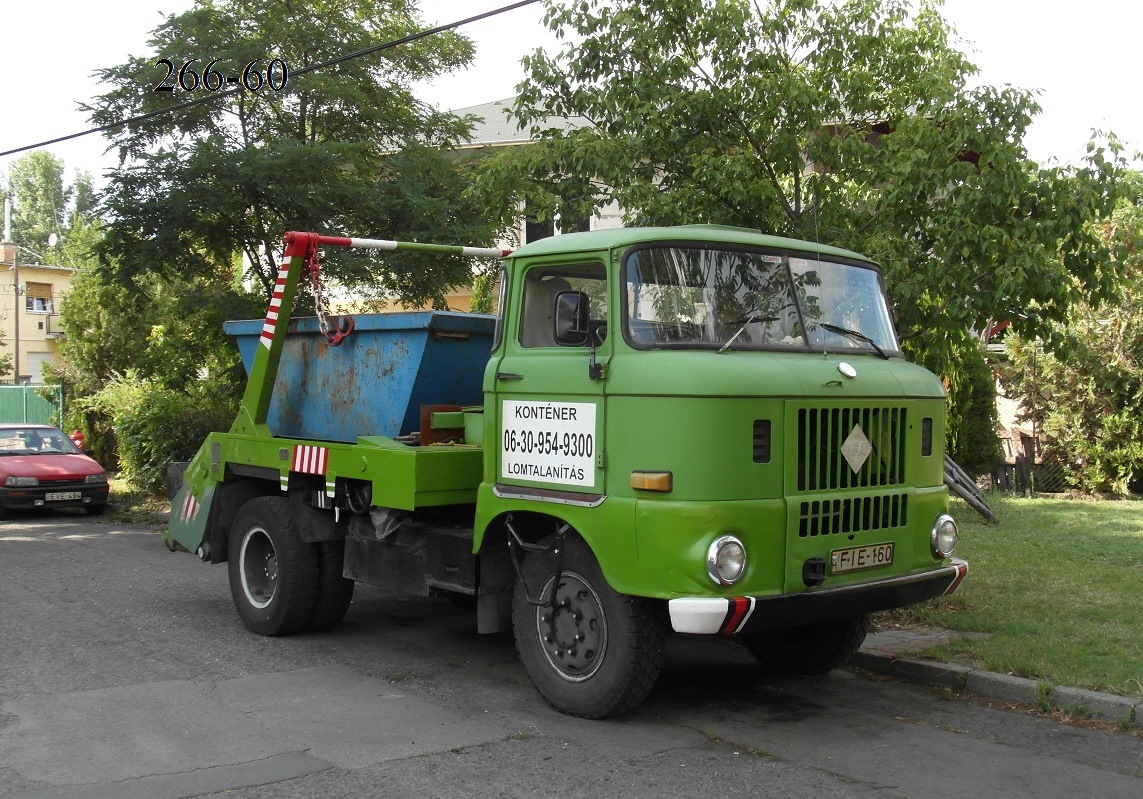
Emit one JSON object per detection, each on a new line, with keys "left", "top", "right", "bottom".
{"left": 630, "top": 471, "right": 673, "bottom": 492}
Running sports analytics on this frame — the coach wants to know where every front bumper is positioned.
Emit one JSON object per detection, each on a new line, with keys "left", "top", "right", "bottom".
{"left": 0, "top": 483, "right": 109, "bottom": 511}
{"left": 669, "top": 558, "right": 968, "bottom": 635}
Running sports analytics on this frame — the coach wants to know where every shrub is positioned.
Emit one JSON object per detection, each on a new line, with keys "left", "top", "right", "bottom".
{"left": 83, "top": 372, "right": 236, "bottom": 494}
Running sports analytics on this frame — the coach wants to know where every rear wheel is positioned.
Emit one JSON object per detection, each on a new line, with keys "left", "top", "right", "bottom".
{"left": 742, "top": 614, "right": 871, "bottom": 675}
{"left": 512, "top": 535, "right": 665, "bottom": 718}
{"left": 85, "top": 503, "right": 106, "bottom": 516}
{"left": 227, "top": 497, "right": 319, "bottom": 636}
{"left": 304, "top": 539, "right": 355, "bottom": 632}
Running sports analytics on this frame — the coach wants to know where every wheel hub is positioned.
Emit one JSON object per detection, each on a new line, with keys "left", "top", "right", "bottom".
{"left": 537, "top": 571, "right": 607, "bottom": 682}
{"left": 239, "top": 527, "right": 278, "bottom": 610}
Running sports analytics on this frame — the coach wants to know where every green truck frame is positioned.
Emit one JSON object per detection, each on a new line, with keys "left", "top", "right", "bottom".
{"left": 166, "top": 225, "right": 967, "bottom": 718}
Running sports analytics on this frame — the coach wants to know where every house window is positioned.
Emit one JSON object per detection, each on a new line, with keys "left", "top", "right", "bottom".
{"left": 25, "top": 283, "right": 54, "bottom": 314}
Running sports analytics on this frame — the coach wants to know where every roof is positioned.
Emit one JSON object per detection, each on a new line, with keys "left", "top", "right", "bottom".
{"left": 507, "top": 224, "right": 876, "bottom": 264}
{"left": 451, "top": 97, "right": 588, "bottom": 148}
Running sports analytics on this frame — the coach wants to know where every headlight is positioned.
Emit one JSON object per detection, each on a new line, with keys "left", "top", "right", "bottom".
{"left": 706, "top": 535, "right": 747, "bottom": 586}
{"left": 6, "top": 476, "right": 39, "bottom": 487}
{"left": 85, "top": 473, "right": 108, "bottom": 484}
{"left": 931, "top": 514, "right": 958, "bottom": 558}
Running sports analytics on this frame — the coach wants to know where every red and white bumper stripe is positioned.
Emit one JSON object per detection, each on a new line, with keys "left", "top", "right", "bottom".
{"left": 287, "top": 445, "right": 334, "bottom": 497}
{"left": 259, "top": 264, "right": 291, "bottom": 350}
{"left": 180, "top": 492, "right": 200, "bottom": 523}
{"left": 669, "top": 597, "right": 757, "bottom": 635}
{"left": 292, "top": 445, "right": 328, "bottom": 475}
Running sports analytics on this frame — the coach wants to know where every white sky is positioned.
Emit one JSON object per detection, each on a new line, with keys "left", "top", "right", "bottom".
{"left": 1, "top": 0, "right": 1140, "bottom": 201}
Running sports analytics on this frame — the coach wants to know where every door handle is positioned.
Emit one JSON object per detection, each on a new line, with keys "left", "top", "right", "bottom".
{"left": 496, "top": 372, "right": 524, "bottom": 380}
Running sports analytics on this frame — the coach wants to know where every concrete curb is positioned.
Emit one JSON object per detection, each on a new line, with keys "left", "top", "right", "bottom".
{"left": 852, "top": 647, "right": 1141, "bottom": 726}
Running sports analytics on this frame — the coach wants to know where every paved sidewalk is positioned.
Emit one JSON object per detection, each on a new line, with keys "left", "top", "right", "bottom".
{"left": 855, "top": 627, "right": 1141, "bottom": 727}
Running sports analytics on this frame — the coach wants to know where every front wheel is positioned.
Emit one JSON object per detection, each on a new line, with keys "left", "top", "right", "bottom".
{"left": 742, "top": 614, "right": 871, "bottom": 675}
{"left": 512, "top": 535, "right": 665, "bottom": 718}
{"left": 227, "top": 497, "right": 319, "bottom": 636}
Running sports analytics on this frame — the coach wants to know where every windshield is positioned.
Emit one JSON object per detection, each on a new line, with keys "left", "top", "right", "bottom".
{"left": 623, "top": 246, "right": 899, "bottom": 353}
{"left": 0, "top": 427, "right": 82, "bottom": 455}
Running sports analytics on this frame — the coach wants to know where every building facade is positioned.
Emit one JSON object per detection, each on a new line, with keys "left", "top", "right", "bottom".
{"left": 0, "top": 243, "right": 74, "bottom": 384}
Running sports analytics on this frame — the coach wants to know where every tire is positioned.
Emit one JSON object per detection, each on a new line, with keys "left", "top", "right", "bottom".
{"left": 742, "top": 614, "right": 871, "bottom": 675}
{"left": 85, "top": 503, "right": 107, "bottom": 516}
{"left": 512, "top": 535, "right": 665, "bottom": 719}
{"left": 227, "top": 497, "right": 319, "bottom": 636}
{"left": 304, "top": 539, "right": 355, "bottom": 632}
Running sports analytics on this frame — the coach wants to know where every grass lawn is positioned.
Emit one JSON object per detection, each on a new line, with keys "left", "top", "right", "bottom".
{"left": 885, "top": 495, "right": 1143, "bottom": 698}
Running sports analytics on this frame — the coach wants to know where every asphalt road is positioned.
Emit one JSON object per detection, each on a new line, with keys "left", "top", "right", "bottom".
{"left": 1, "top": 513, "right": 1140, "bottom": 799}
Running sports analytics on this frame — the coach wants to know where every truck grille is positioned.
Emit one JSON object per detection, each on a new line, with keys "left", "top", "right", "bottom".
{"left": 796, "top": 405, "right": 907, "bottom": 492}
{"left": 799, "top": 493, "right": 908, "bottom": 537}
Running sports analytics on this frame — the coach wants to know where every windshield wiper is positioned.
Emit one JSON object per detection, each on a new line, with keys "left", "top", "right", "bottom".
{"left": 718, "top": 311, "right": 779, "bottom": 353}
{"left": 818, "top": 322, "right": 890, "bottom": 360}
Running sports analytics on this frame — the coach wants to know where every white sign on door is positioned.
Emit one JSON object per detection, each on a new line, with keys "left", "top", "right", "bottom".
{"left": 501, "top": 400, "right": 597, "bottom": 487}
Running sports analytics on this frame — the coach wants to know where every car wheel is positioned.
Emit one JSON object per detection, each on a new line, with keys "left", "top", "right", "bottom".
{"left": 512, "top": 534, "right": 665, "bottom": 718}
{"left": 227, "top": 497, "right": 319, "bottom": 636}
{"left": 85, "top": 503, "right": 107, "bottom": 516}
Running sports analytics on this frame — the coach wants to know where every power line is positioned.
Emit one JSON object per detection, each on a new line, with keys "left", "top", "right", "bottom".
{"left": 0, "top": 0, "right": 541, "bottom": 159}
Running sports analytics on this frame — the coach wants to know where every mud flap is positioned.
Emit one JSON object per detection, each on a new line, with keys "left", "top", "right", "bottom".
{"left": 165, "top": 482, "right": 216, "bottom": 556}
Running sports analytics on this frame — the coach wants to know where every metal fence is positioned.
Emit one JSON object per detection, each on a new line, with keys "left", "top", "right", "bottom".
{"left": 0, "top": 385, "right": 63, "bottom": 427}
{"left": 992, "top": 457, "right": 1072, "bottom": 496}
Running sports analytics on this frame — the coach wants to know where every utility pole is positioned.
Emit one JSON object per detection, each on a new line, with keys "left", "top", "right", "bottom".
{"left": 2, "top": 197, "right": 18, "bottom": 385}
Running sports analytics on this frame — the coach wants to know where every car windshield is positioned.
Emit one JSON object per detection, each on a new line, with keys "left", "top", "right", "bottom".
{"left": 623, "top": 246, "right": 899, "bottom": 353}
{"left": 0, "top": 427, "right": 82, "bottom": 455}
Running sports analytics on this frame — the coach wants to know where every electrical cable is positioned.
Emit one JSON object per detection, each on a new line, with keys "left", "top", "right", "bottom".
{"left": 0, "top": 0, "right": 542, "bottom": 159}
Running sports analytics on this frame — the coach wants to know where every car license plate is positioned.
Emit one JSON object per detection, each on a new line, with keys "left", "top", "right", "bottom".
{"left": 830, "top": 542, "right": 894, "bottom": 574}
{"left": 45, "top": 491, "right": 82, "bottom": 502}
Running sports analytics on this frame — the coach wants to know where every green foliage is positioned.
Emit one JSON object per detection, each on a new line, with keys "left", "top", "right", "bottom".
{"left": 3, "top": 152, "right": 71, "bottom": 252}
{"left": 2, "top": 152, "right": 98, "bottom": 266}
{"left": 1001, "top": 175, "right": 1143, "bottom": 497}
{"left": 83, "top": 372, "right": 238, "bottom": 494}
{"left": 54, "top": 265, "right": 262, "bottom": 467}
{"left": 469, "top": 269, "right": 495, "bottom": 314}
{"left": 473, "top": 0, "right": 1127, "bottom": 365}
{"left": 935, "top": 340, "right": 1002, "bottom": 479}
{"left": 0, "top": 331, "right": 12, "bottom": 382}
{"left": 88, "top": 0, "right": 498, "bottom": 307}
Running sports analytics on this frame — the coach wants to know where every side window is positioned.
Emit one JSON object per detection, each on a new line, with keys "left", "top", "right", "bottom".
{"left": 491, "top": 266, "right": 508, "bottom": 351}
{"left": 519, "top": 264, "right": 607, "bottom": 348}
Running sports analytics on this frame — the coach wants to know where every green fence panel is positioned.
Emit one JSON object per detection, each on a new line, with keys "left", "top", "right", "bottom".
{"left": 0, "top": 385, "right": 63, "bottom": 426}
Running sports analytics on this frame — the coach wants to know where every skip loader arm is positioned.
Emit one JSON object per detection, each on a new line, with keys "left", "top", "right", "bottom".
{"left": 164, "top": 231, "right": 509, "bottom": 557}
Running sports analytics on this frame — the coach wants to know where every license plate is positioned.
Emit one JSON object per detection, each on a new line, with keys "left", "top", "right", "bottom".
{"left": 830, "top": 542, "right": 894, "bottom": 574}
{"left": 45, "top": 491, "right": 82, "bottom": 502}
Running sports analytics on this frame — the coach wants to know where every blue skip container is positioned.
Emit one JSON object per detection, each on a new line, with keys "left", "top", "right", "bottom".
{"left": 225, "top": 311, "right": 495, "bottom": 444}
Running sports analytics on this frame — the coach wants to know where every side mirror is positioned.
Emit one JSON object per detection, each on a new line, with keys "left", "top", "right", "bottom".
{"left": 553, "top": 290, "right": 590, "bottom": 346}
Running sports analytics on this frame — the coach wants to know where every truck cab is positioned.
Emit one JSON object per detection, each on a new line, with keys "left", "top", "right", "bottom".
{"left": 471, "top": 225, "right": 965, "bottom": 714}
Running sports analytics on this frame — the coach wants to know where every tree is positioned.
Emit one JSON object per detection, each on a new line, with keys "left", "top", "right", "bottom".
{"left": 1001, "top": 172, "right": 1143, "bottom": 496}
{"left": 473, "top": 0, "right": 1127, "bottom": 360}
{"left": 53, "top": 264, "right": 264, "bottom": 468}
{"left": 4, "top": 152, "right": 70, "bottom": 253}
{"left": 0, "top": 332, "right": 13, "bottom": 382}
{"left": 2, "top": 152, "right": 97, "bottom": 263}
{"left": 87, "top": 0, "right": 499, "bottom": 307}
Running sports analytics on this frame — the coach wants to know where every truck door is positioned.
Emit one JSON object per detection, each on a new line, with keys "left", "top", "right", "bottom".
{"left": 492, "top": 260, "right": 609, "bottom": 500}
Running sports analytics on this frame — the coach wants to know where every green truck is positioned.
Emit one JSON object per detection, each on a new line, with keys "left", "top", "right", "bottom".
{"left": 166, "top": 224, "right": 967, "bottom": 718}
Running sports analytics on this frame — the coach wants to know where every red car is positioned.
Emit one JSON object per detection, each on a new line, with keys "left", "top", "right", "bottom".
{"left": 0, "top": 424, "right": 109, "bottom": 517}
